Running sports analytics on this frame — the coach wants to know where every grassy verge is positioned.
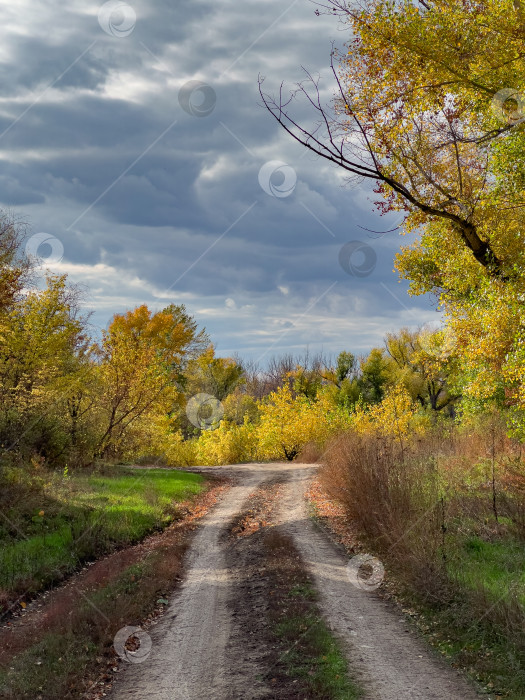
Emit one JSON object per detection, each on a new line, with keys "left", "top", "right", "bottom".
{"left": 0, "top": 467, "right": 204, "bottom": 606}
{"left": 0, "top": 555, "right": 173, "bottom": 698}
{"left": 311, "top": 472, "right": 525, "bottom": 699}
{"left": 400, "top": 527, "right": 525, "bottom": 699}
{"left": 450, "top": 533, "right": 525, "bottom": 605}
{"left": 393, "top": 518, "right": 525, "bottom": 698}
{"left": 399, "top": 585, "right": 525, "bottom": 700}
{"left": 264, "top": 529, "right": 362, "bottom": 699}
{"left": 0, "top": 478, "right": 224, "bottom": 700}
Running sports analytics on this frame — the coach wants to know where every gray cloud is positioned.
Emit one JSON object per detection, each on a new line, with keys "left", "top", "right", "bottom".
{"left": 0, "top": 0, "right": 436, "bottom": 360}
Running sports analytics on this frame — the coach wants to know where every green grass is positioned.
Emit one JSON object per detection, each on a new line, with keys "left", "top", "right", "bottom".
{"left": 406, "top": 589, "right": 525, "bottom": 700}
{"left": 287, "top": 582, "right": 317, "bottom": 598}
{"left": 449, "top": 535, "right": 525, "bottom": 606}
{"left": 0, "top": 467, "right": 204, "bottom": 599}
{"left": 433, "top": 532, "right": 525, "bottom": 697}
{"left": 275, "top": 613, "right": 361, "bottom": 699}
{"left": 0, "top": 504, "right": 192, "bottom": 700}
{"left": 387, "top": 529, "right": 525, "bottom": 699}
{"left": 265, "top": 530, "right": 362, "bottom": 699}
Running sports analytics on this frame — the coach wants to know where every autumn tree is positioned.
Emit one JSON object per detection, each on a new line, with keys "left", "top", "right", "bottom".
{"left": 0, "top": 213, "right": 32, "bottom": 317}
{"left": 261, "top": 0, "right": 525, "bottom": 418}
{"left": 0, "top": 275, "right": 88, "bottom": 460}
{"left": 292, "top": 352, "right": 325, "bottom": 401}
{"left": 385, "top": 327, "right": 458, "bottom": 412}
{"left": 94, "top": 304, "right": 207, "bottom": 458}
{"left": 262, "top": 0, "right": 525, "bottom": 278}
{"left": 256, "top": 384, "right": 351, "bottom": 461}
{"left": 185, "top": 345, "right": 244, "bottom": 402}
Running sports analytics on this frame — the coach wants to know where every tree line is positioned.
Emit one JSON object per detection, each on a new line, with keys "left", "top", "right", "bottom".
{"left": 0, "top": 213, "right": 460, "bottom": 470}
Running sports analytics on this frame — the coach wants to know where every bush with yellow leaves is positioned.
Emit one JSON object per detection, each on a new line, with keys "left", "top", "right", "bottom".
{"left": 351, "top": 385, "right": 429, "bottom": 439}
{"left": 195, "top": 417, "right": 258, "bottom": 465}
{"left": 256, "top": 385, "right": 352, "bottom": 461}
{"left": 163, "top": 430, "right": 198, "bottom": 466}
{"left": 143, "top": 413, "right": 199, "bottom": 467}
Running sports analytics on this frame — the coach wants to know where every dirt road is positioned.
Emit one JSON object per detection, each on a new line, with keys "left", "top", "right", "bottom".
{"left": 109, "top": 463, "right": 481, "bottom": 700}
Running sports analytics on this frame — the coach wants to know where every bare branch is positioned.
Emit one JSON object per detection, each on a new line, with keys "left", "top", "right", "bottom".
{"left": 258, "top": 73, "right": 504, "bottom": 276}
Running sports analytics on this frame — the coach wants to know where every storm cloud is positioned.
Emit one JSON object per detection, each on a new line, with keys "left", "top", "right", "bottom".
{"left": 0, "top": 0, "right": 438, "bottom": 360}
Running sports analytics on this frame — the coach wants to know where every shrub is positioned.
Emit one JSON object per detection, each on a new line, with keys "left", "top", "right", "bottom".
{"left": 256, "top": 385, "right": 352, "bottom": 461}
{"left": 321, "top": 429, "right": 446, "bottom": 588}
{"left": 155, "top": 430, "right": 196, "bottom": 467}
{"left": 195, "top": 418, "right": 258, "bottom": 465}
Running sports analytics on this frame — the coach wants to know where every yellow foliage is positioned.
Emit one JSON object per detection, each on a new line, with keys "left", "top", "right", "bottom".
{"left": 256, "top": 385, "right": 352, "bottom": 461}
{"left": 195, "top": 418, "right": 258, "bottom": 466}
{"left": 164, "top": 431, "right": 198, "bottom": 467}
{"left": 352, "top": 385, "right": 427, "bottom": 439}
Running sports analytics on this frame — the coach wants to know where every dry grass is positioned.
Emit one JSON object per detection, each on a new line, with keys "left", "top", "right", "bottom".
{"left": 296, "top": 441, "right": 323, "bottom": 464}
{"left": 321, "top": 431, "right": 447, "bottom": 596}
{"left": 319, "top": 421, "right": 525, "bottom": 697}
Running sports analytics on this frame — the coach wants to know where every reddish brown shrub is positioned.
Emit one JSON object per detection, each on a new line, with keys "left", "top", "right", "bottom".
{"left": 296, "top": 441, "right": 322, "bottom": 463}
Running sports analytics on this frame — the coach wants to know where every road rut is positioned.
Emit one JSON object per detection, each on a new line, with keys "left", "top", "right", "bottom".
{"left": 277, "top": 466, "right": 480, "bottom": 700}
{"left": 110, "top": 463, "right": 481, "bottom": 700}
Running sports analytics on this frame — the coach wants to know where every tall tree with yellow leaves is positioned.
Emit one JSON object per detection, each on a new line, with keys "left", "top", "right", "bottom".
{"left": 94, "top": 304, "right": 207, "bottom": 458}
{"left": 262, "top": 0, "right": 525, "bottom": 419}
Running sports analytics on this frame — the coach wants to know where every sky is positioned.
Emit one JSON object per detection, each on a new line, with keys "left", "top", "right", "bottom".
{"left": 0, "top": 0, "right": 440, "bottom": 363}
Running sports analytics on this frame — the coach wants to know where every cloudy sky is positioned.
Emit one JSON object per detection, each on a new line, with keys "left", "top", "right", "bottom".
{"left": 0, "top": 0, "right": 439, "bottom": 362}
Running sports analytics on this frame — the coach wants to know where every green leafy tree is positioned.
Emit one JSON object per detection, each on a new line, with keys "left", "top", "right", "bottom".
{"left": 385, "top": 327, "right": 458, "bottom": 412}
{"left": 359, "top": 348, "right": 393, "bottom": 404}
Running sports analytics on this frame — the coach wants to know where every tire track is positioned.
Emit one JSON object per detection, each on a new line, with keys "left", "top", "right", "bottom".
{"left": 110, "top": 462, "right": 483, "bottom": 700}
{"left": 277, "top": 467, "right": 481, "bottom": 700}
{"left": 109, "top": 465, "right": 274, "bottom": 700}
